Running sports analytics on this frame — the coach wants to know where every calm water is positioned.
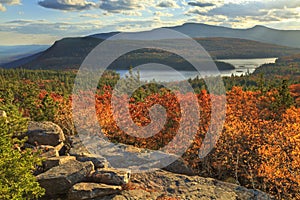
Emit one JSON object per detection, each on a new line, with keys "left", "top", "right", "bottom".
{"left": 117, "top": 58, "right": 277, "bottom": 82}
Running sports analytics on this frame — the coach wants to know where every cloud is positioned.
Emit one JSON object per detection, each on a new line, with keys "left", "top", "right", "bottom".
{"left": 0, "top": 0, "right": 21, "bottom": 12}
{"left": 37, "top": 0, "right": 155, "bottom": 14}
{"left": 0, "top": 0, "right": 21, "bottom": 5}
{"left": 120, "top": 10, "right": 142, "bottom": 16}
{"left": 186, "top": 0, "right": 300, "bottom": 29}
{"left": 79, "top": 13, "right": 101, "bottom": 18}
{"left": 1, "top": 19, "right": 103, "bottom": 36}
{"left": 154, "top": 11, "right": 173, "bottom": 17}
{"left": 187, "top": 0, "right": 300, "bottom": 28}
{"left": 5, "top": 19, "right": 37, "bottom": 24}
{"left": 38, "top": 0, "right": 97, "bottom": 11}
{"left": 188, "top": 2, "right": 215, "bottom": 7}
{"left": 205, "top": 3, "right": 268, "bottom": 17}
{"left": 113, "top": 17, "right": 187, "bottom": 32}
{"left": 248, "top": 16, "right": 281, "bottom": 22}
{"left": 99, "top": 0, "right": 143, "bottom": 13}
{"left": 0, "top": 31, "right": 60, "bottom": 45}
{"left": 185, "top": 8, "right": 204, "bottom": 15}
{"left": 0, "top": 4, "right": 6, "bottom": 11}
{"left": 201, "top": 0, "right": 300, "bottom": 18}
{"left": 263, "top": 0, "right": 300, "bottom": 9}
{"left": 267, "top": 8, "right": 300, "bottom": 19}
{"left": 157, "top": 0, "right": 179, "bottom": 8}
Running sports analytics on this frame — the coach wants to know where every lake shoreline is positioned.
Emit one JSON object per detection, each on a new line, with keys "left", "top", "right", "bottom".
{"left": 117, "top": 57, "right": 278, "bottom": 81}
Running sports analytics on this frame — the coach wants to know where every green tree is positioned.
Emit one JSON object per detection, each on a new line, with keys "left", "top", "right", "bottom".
{"left": 272, "top": 80, "right": 295, "bottom": 111}
{"left": 0, "top": 104, "right": 45, "bottom": 200}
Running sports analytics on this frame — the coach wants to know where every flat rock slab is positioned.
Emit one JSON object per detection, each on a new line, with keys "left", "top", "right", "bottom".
{"left": 68, "top": 183, "right": 122, "bottom": 200}
{"left": 108, "top": 170, "right": 272, "bottom": 200}
{"left": 26, "top": 121, "right": 65, "bottom": 146}
{"left": 37, "top": 160, "right": 94, "bottom": 197}
{"left": 162, "top": 157, "right": 195, "bottom": 176}
{"left": 68, "top": 135, "right": 194, "bottom": 175}
{"left": 43, "top": 156, "right": 76, "bottom": 171}
{"left": 76, "top": 153, "right": 110, "bottom": 169}
{"left": 86, "top": 168, "right": 130, "bottom": 186}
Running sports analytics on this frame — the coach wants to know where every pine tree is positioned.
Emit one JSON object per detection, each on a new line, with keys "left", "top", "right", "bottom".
{"left": 0, "top": 104, "right": 45, "bottom": 199}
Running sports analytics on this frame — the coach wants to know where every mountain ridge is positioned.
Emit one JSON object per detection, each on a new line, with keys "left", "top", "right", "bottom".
{"left": 3, "top": 37, "right": 300, "bottom": 70}
{"left": 90, "top": 23, "right": 300, "bottom": 48}
{"left": 2, "top": 23, "right": 300, "bottom": 70}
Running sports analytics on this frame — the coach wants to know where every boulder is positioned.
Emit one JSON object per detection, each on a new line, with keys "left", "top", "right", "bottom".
{"left": 37, "top": 143, "right": 66, "bottom": 158}
{"left": 39, "top": 149, "right": 59, "bottom": 158}
{"left": 162, "top": 157, "right": 195, "bottom": 176}
{"left": 23, "top": 142, "right": 35, "bottom": 149}
{"left": 68, "top": 183, "right": 122, "bottom": 200}
{"left": 68, "top": 135, "right": 89, "bottom": 156}
{"left": 43, "top": 156, "right": 76, "bottom": 171}
{"left": 37, "top": 145, "right": 59, "bottom": 158}
{"left": 26, "top": 121, "right": 65, "bottom": 146}
{"left": 86, "top": 168, "right": 130, "bottom": 186}
{"left": 76, "top": 153, "right": 110, "bottom": 169}
{"left": 37, "top": 160, "right": 94, "bottom": 197}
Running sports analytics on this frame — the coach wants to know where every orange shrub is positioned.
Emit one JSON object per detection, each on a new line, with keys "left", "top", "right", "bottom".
{"left": 55, "top": 86, "right": 299, "bottom": 199}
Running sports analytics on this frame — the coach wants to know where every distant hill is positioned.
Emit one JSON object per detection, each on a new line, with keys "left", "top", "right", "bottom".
{"left": 91, "top": 23, "right": 300, "bottom": 49}
{"left": 2, "top": 36, "right": 300, "bottom": 71}
{"left": 0, "top": 45, "right": 49, "bottom": 64}
{"left": 195, "top": 37, "right": 300, "bottom": 59}
{"left": 253, "top": 53, "right": 300, "bottom": 79}
{"left": 172, "top": 23, "right": 300, "bottom": 49}
{"left": 276, "top": 53, "right": 300, "bottom": 64}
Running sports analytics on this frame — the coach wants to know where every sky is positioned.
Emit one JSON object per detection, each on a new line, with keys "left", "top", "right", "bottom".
{"left": 0, "top": 0, "right": 299, "bottom": 45}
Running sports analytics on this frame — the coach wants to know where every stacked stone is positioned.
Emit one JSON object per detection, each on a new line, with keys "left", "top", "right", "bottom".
{"left": 25, "top": 121, "right": 130, "bottom": 200}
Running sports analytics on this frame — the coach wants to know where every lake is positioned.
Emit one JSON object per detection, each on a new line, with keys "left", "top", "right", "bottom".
{"left": 117, "top": 57, "right": 277, "bottom": 82}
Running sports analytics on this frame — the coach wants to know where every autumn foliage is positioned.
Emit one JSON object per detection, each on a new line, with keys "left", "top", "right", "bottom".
{"left": 54, "top": 86, "right": 300, "bottom": 199}
{"left": 290, "top": 84, "right": 300, "bottom": 107}
{"left": 1, "top": 68, "right": 299, "bottom": 199}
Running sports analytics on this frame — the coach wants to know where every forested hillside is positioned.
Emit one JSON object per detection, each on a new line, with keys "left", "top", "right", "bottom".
{"left": 3, "top": 37, "right": 300, "bottom": 70}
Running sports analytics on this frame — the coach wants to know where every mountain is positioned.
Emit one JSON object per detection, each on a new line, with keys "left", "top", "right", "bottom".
{"left": 2, "top": 36, "right": 300, "bottom": 70}
{"left": 2, "top": 23, "right": 300, "bottom": 70}
{"left": 91, "top": 23, "right": 300, "bottom": 49}
{"left": 0, "top": 45, "right": 49, "bottom": 64}
{"left": 171, "top": 23, "right": 300, "bottom": 49}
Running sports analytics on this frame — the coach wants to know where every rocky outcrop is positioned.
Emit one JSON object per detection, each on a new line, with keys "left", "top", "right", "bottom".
{"left": 162, "top": 157, "right": 195, "bottom": 176}
{"left": 68, "top": 135, "right": 194, "bottom": 176}
{"left": 37, "top": 160, "right": 94, "bottom": 197}
{"left": 86, "top": 168, "right": 130, "bottom": 186}
{"left": 68, "top": 183, "right": 122, "bottom": 200}
{"left": 76, "top": 153, "right": 110, "bottom": 170}
{"left": 33, "top": 122, "right": 272, "bottom": 200}
{"left": 37, "top": 142, "right": 65, "bottom": 158}
{"left": 109, "top": 170, "right": 272, "bottom": 200}
{"left": 43, "top": 156, "right": 76, "bottom": 171}
{"left": 26, "top": 121, "right": 65, "bottom": 146}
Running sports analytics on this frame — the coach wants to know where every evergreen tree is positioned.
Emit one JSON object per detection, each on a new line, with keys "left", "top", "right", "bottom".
{"left": 0, "top": 104, "right": 45, "bottom": 199}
